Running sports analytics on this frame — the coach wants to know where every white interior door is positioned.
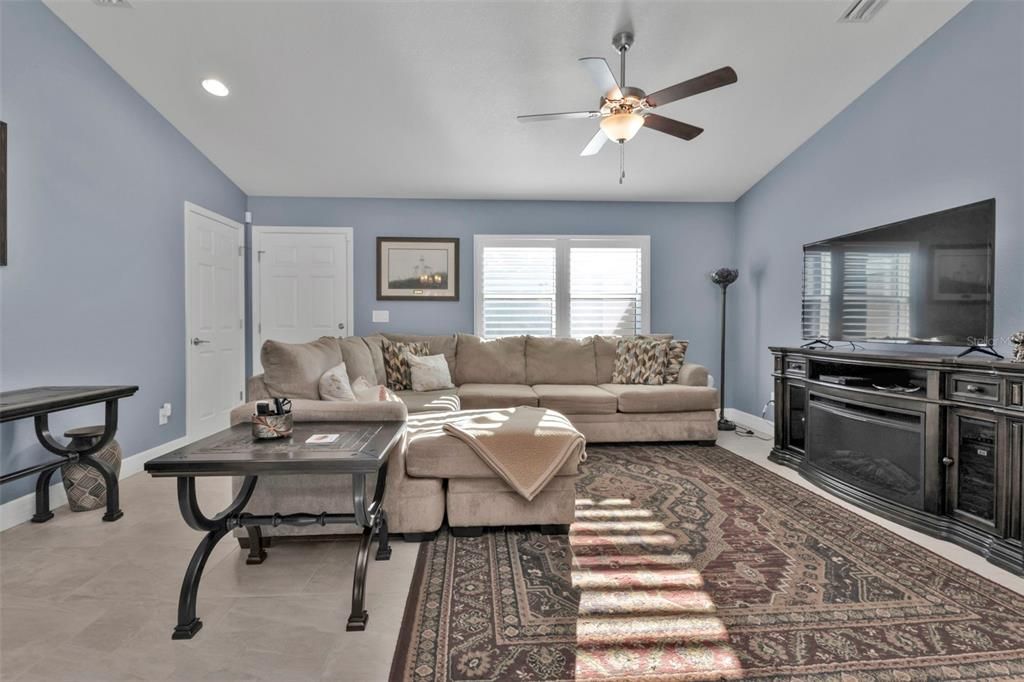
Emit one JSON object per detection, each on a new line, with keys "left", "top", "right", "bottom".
{"left": 253, "top": 227, "right": 353, "bottom": 374}
{"left": 185, "top": 203, "right": 244, "bottom": 440}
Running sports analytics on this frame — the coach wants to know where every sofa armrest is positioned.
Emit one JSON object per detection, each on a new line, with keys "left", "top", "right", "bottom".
{"left": 676, "top": 363, "right": 709, "bottom": 387}
{"left": 230, "top": 398, "right": 408, "bottom": 427}
{"left": 247, "top": 374, "right": 272, "bottom": 401}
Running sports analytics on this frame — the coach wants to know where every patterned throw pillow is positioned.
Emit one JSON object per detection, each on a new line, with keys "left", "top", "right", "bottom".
{"left": 318, "top": 363, "right": 356, "bottom": 402}
{"left": 663, "top": 340, "right": 689, "bottom": 384}
{"left": 611, "top": 338, "right": 669, "bottom": 385}
{"left": 381, "top": 339, "right": 430, "bottom": 390}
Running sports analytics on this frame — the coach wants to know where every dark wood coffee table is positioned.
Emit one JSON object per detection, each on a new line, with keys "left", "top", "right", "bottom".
{"left": 145, "top": 420, "right": 404, "bottom": 639}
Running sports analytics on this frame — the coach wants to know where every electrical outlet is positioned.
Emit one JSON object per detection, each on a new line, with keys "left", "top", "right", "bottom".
{"left": 372, "top": 310, "right": 390, "bottom": 323}
{"left": 770, "top": 391, "right": 775, "bottom": 402}
{"left": 158, "top": 403, "right": 172, "bottom": 425}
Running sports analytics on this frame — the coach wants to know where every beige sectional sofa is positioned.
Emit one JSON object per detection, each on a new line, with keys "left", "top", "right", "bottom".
{"left": 229, "top": 332, "right": 717, "bottom": 540}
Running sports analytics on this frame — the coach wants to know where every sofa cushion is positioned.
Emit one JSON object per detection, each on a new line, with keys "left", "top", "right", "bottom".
{"left": 382, "top": 333, "right": 458, "bottom": 376}
{"left": 338, "top": 336, "right": 377, "bottom": 384}
{"left": 394, "top": 389, "right": 461, "bottom": 414}
{"left": 454, "top": 334, "right": 527, "bottom": 385}
{"left": 525, "top": 336, "right": 598, "bottom": 385}
{"left": 599, "top": 383, "right": 718, "bottom": 413}
{"left": 532, "top": 384, "right": 617, "bottom": 415}
{"left": 612, "top": 337, "right": 669, "bottom": 385}
{"left": 361, "top": 335, "right": 389, "bottom": 385}
{"left": 261, "top": 337, "right": 342, "bottom": 400}
{"left": 457, "top": 383, "right": 538, "bottom": 410}
{"left": 405, "top": 410, "right": 579, "bottom": 479}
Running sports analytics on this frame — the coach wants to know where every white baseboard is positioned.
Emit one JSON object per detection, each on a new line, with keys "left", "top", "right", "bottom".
{"left": 0, "top": 435, "right": 190, "bottom": 532}
{"left": 723, "top": 408, "right": 774, "bottom": 436}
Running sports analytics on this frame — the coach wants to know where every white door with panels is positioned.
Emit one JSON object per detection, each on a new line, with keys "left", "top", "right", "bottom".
{"left": 185, "top": 203, "right": 245, "bottom": 440}
{"left": 252, "top": 227, "right": 353, "bottom": 374}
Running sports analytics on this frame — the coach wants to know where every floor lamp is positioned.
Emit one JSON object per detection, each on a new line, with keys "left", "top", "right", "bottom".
{"left": 711, "top": 267, "right": 739, "bottom": 431}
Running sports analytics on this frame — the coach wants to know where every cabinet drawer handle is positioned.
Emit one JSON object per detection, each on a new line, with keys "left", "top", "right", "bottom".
{"left": 942, "top": 456, "right": 954, "bottom": 466}
{"left": 964, "top": 384, "right": 984, "bottom": 394}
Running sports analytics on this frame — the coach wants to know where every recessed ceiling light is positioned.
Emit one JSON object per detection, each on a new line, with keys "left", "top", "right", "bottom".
{"left": 201, "top": 79, "right": 230, "bottom": 97}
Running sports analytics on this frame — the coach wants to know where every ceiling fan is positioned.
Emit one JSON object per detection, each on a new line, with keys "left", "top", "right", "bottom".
{"left": 517, "top": 32, "right": 737, "bottom": 183}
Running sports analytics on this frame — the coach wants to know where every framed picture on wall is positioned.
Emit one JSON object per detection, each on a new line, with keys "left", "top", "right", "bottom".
{"left": 376, "top": 237, "right": 459, "bottom": 301}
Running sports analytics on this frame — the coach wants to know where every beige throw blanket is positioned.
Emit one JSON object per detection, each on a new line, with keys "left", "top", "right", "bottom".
{"left": 442, "top": 407, "right": 586, "bottom": 501}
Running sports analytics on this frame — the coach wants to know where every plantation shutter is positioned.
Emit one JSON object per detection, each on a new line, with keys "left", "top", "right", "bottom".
{"left": 479, "top": 244, "right": 557, "bottom": 337}
{"left": 801, "top": 249, "right": 832, "bottom": 340}
{"left": 840, "top": 249, "right": 912, "bottom": 340}
{"left": 570, "top": 246, "right": 644, "bottom": 337}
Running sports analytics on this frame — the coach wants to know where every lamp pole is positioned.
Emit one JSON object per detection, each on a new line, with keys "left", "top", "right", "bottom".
{"left": 710, "top": 268, "right": 739, "bottom": 431}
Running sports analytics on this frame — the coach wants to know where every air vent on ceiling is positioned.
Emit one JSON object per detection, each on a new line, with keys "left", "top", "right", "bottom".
{"left": 838, "top": 0, "right": 886, "bottom": 23}
{"left": 93, "top": 0, "right": 132, "bottom": 7}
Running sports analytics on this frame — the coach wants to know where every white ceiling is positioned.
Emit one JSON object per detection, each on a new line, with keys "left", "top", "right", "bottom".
{"left": 45, "top": 0, "right": 968, "bottom": 202}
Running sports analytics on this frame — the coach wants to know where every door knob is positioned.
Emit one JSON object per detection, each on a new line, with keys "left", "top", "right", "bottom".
{"left": 192, "top": 337, "right": 211, "bottom": 346}
{"left": 337, "top": 323, "right": 345, "bottom": 330}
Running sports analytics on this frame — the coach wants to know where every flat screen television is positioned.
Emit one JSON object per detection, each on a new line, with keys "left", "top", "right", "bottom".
{"left": 802, "top": 198, "right": 995, "bottom": 346}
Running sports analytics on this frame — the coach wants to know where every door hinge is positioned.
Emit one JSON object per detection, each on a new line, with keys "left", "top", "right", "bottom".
{"left": 257, "top": 250, "right": 265, "bottom": 262}
{"left": 239, "top": 319, "right": 243, "bottom": 329}
{"left": 258, "top": 322, "right": 262, "bottom": 333}
{"left": 238, "top": 245, "right": 244, "bottom": 256}
{"left": 239, "top": 391, "right": 243, "bottom": 400}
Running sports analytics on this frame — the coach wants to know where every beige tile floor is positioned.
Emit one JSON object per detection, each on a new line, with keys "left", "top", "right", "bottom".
{"left": 2, "top": 427, "right": 1022, "bottom": 681}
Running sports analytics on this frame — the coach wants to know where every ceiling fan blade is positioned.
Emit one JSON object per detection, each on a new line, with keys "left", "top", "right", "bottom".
{"left": 643, "top": 113, "right": 704, "bottom": 141}
{"left": 517, "top": 111, "right": 602, "bottom": 123}
{"left": 645, "top": 66, "right": 737, "bottom": 108}
{"left": 578, "top": 57, "right": 623, "bottom": 100}
{"left": 580, "top": 129, "right": 609, "bottom": 156}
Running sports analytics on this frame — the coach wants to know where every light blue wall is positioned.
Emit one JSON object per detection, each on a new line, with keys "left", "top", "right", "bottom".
{"left": 729, "top": 0, "right": 1024, "bottom": 416}
{"left": 246, "top": 197, "right": 737, "bottom": 374}
{"left": 0, "top": 1, "right": 246, "bottom": 503}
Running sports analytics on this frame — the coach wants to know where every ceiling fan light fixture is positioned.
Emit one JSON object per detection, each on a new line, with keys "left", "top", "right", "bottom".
{"left": 600, "top": 112, "right": 644, "bottom": 142}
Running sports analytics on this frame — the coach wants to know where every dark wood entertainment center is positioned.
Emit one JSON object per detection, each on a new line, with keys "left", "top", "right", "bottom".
{"left": 770, "top": 347, "right": 1023, "bottom": 575}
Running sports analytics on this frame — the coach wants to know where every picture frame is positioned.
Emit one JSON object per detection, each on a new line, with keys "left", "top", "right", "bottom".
{"left": 376, "top": 237, "right": 459, "bottom": 301}
{"left": 931, "top": 246, "right": 991, "bottom": 301}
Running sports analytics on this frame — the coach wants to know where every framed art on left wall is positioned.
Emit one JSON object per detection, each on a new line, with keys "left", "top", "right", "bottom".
{"left": 1, "top": 121, "right": 7, "bottom": 266}
{"left": 377, "top": 237, "right": 459, "bottom": 300}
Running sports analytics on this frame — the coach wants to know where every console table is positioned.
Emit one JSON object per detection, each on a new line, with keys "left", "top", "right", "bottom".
{"left": 145, "top": 420, "right": 404, "bottom": 639}
{"left": 0, "top": 385, "right": 138, "bottom": 523}
{"left": 770, "top": 347, "right": 1023, "bottom": 575}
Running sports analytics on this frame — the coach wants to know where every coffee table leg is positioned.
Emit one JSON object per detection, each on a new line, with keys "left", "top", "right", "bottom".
{"left": 245, "top": 526, "right": 267, "bottom": 565}
{"left": 375, "top": 510, "right": 391, "bottom": 561}
{"left": 174, "top": 527, "right": 228, "bottom": 639}
{"left": 172, "top": 475, "right": 258, "bottom": 640}
{"left": 347, "top": 523, "right": 373, "bottom": 631}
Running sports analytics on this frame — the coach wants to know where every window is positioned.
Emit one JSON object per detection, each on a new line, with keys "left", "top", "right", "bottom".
{"left": 801, "top": 249, "right": 832, "bottom": 340}
{"left": 840, "top": 248, "right": 912, "bottom": 340}
{"left": 475, "top": 236, "right": 650, "bottom": 338}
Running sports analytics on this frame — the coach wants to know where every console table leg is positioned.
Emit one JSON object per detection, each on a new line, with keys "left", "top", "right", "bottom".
{"left": 80, "top": 453, "right": 123, "bottom": 522}
{"left": 375, "top": 510, "right": 392, "bottom": 561}
{"left": 173, "top": 527, "right": 228, "bottom": 640}
{"left": 31, "top": 466, "right": 58, "bottom": 523}
{"left": 347, "top": 524, "right": 373, "bottom": 631}
{"left": 245, "top": 526, "right": 267, "bottom": 565}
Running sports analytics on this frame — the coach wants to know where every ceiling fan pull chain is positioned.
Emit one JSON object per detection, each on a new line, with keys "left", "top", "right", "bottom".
{"left": 619, "top": 143, "right": 625, "bottom": 184}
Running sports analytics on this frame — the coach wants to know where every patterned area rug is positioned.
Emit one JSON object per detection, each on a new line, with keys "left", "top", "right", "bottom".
{"left": 390, "top": 443, "right": 1024, "bottom": 681}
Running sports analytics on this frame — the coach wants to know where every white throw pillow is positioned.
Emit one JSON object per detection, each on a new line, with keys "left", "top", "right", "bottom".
{"left": 406, "top": 353, "right": 454, "bottom": 392}
{"left": 351, "top": 376, "right": 399, "bottom": 403}
{"left": 318, "top": 363, "right": 356, "bottom": 402}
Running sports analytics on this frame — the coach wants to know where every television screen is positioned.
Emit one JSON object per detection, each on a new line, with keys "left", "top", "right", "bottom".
{"left": 802, "top": 199, "right": 995, "bottom": 346}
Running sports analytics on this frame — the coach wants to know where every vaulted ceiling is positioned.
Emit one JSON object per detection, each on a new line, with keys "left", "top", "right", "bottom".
{"left": 45, "top": 0, "right": 967, "bottom": 201}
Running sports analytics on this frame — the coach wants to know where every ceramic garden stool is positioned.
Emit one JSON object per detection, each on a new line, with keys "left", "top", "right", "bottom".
{"left": 61, "top": 425, "right": 122, "bottom": 512}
